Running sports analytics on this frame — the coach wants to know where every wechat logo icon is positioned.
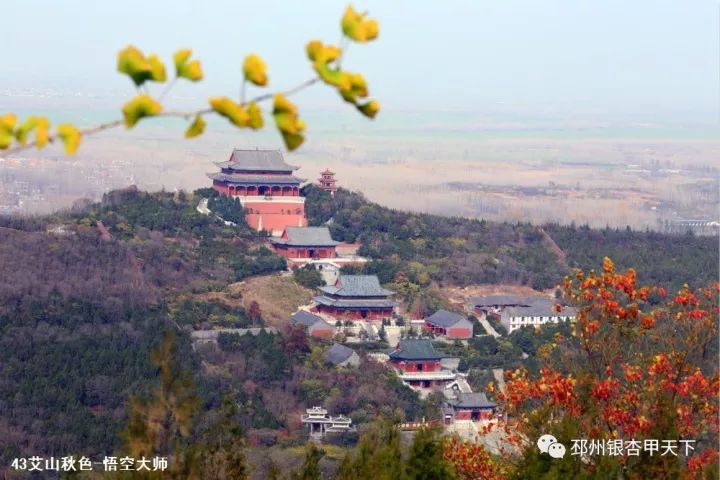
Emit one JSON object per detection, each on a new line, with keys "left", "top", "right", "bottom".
{"left": 537, "top": 434, "right": 566, "bottom": 459}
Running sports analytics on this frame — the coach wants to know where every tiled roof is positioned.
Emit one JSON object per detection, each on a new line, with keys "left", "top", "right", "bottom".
{"left": 324, "top": 343, "right": 356, "bottom": 365}
{"left": 215, "top": 149, "right": 299, "bottom": 171}
{"left": 389, "top": 339, "right": 443, "bottom": 361}
{"left": 313, "top": 296, "right": 396, "bottom": 308}
{"left": 291, "top": 310, "right": 330, "bottom": 328}
{"left": 425, "top": 309, "right": 468, "bottom": 328}
{"left": 208, "top": 173, "right": 303, "bottom": 185}
{"left": 273, "top": 227, "right": 338, "bottom": 247}
{"left": 502, "top": 299, "right": 577, "bottom": 318}
{"left": 447, "top": 392, "right": 496, "bottom": 409}
{"left": 318, "top": 275, "right": 394, "bottom": 297}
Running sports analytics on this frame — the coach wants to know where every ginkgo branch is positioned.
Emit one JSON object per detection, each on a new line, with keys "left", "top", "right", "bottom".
{"left": 2, "top": 76, "right": 322, "bottom": 157}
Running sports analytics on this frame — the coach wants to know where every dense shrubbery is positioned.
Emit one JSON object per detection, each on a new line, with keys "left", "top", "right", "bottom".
{"left": 208, "top": 194, "right": 251, "bottom": 228}
{"left": 303, "top": 185, "right": 566, "bottom": 289}
{"left": 171, "top": 298, "right": 254, "bottom": 328}
{"left": 305, "top": 185, "right": 719, "bottom": 293}
{"left": 293, "top": 264, "right": 325, "bottom": 288}
{"left": 544, "top": 223, "right": 719, "bottom": 291}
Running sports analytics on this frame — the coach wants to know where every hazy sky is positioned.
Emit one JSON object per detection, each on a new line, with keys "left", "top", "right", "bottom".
{"left": 2, "top": 0, "right": 719, "bottom": 122}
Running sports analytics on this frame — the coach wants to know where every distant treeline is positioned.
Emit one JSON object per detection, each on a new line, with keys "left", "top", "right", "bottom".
{"left": 303, "top": 185, "right": 718, "bottom": 293}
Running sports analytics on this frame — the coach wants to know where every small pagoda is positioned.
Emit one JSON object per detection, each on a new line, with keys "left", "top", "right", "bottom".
{"left": 317, "top": 168, "right": 337, "bottom": 196}
{"left": 208, "top": 149, "right": 307, "bottom": 235}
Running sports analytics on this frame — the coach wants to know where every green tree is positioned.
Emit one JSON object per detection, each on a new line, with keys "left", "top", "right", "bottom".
{"left": 405, "top": 428, "right": 454, "bottom": 480}
{"left": 293, "top": 264, "right": 325, "bottom": 289}
{"left": 122, "top": 331, "right": 201, "bottom": 478}
{"left": 194, "top": 395, "right": 249, "bottom": 480}
{"left": 291, "top": 444, "right": 325, "bottom": 480}
{"left": 336, "top": 418, "right": 403, "bottom": 480}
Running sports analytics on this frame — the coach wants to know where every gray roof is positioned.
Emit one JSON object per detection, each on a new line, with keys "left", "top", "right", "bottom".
{"left": 325, "top": 343, "right": 356, "bottom": 365}
{"left": 425, "top": 309, "right": 468, "bottom": 328}
{"left": 389, "top": 339, "right": 442, "bottom": 361}
{"left": 215, "top": 149, "right": 299, "bottom": 172}
{"left": 319, "top": 275, "right": 394, "bottom": 298}
{"left": 273, "top": 227, "right": 338, "bottom": 247}
{"left": 208, "top": 172, "right": 303, "bottom": 185}
{"left": 447, "top": 392, "right": 496, "bottom": 409}
{"left": 502, "top": 299, "right": 577, "bottom": 318}
{"left": 291, "top": 310, "right": 331, "bottom": 328}
{"left": 313, "top": 296, "right": 396, "bottom": 309}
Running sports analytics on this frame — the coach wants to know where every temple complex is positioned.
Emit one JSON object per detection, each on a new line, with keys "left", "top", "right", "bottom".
{"left": 313, "top": 274, "right": 395, "bottom": 321}
{"left": 208, "top": 149, "right": 307, "bottom": 235}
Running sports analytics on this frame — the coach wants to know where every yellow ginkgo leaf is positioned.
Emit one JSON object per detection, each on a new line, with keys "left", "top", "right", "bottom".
{"left": 247, "top": 102, "right": 263, "bottom": 130}
{"left": 35, "top": 117, "right": 51, "bottom": 148}
{"left": 209, "top": 97, "right": 249, "bottom": 128}
{"left": 122, "top": 95, "right": 163, "bottom": 128}
{"left": 148, "top": 54, "right": 167, "bottom": 82}
{"left": 15, "top": 116, "right": 39, "bottom": 145}
{"left": 356, "top": 99, "right": 380, "bottom": 119}
{"left": 117, "top": 45, "right": 153, "bottom": 86}
{"left": 185, "top": 115, "right": 206, "bottom": 138}
{"left": 0, "top": 113, "right": 17, "bottom": 149}
{"left": 243, "top": 54, "right": 268, "bottom": 87}
{"left": 174, "top": 49, "right": 203, "bottom": 82}
{"left": 272, "top": 94, "right": 305, "bottom": 150}
{"left": 306, "top": 41, "right": 348, "bottom": 90}
{"left": 57, "top": 124, "right": 81, "bottom": 155}
{"left": 341, "top": 5, "right": 379, "bottom": 43}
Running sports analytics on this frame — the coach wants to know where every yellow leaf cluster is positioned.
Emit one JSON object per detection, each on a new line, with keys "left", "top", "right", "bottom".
{"left": 15, "top": 116, "right": 51, "bottom": 148}
{"left": 122, "top": 95, "right": 163, "bottom": 128}
{"left": 247, "top": 102, "right": 264, "bottom": 130}
{"left": 341, "top": 5, "right": 379, "bottom": 42}
{"left": 209, "top": 97, "right": 249, "bottom": 128}
{"left": 0, "top": 114, "right": 53, "bottom": 150}
{"left": 272, "top": 94, "right": 305, "bottom": 150}
{"left": 173, "top": 49, "right": 203, "bottom": 82}
{"left": 306, "top": 39, "right": 380, "bottom": 119}
{"left": 57, "top": 124, "right": 81, "bottom": 155}
{"left": 117, "top": 46, "right": 167, "bottom": 86}
{"left": 0, "top": 114, "right": 17, "bottom": 149}
{"left": 243, "top": 54, "right": 268, "bottom": 87}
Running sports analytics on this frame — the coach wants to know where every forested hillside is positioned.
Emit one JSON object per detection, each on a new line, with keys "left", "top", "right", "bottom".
{"left": 0, "top": 186, "right": 716, "bottom": 475}
{"left": 304, "top": 185, "right": 719, "bottom": 293}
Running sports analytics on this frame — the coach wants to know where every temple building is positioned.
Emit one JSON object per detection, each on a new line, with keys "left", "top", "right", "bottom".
{"left": 388, "top": 339, "right": 456, "bottom": 391}
{"left": 317, "top": 168, "right": 337, "bottom": 196}
{"left": 272, "top": 227, "right": 339, "bottom": 264}
{"left": 208, "top": 149, "right": 307, "bottom": 235}
{"left": 313, "top": 274, "right": 395, "bottom": 321}
{"left": 272, "top": 226, "right": 368, "bottom": 276}
{"left": 443, "top": 392, "right": 497, "bottom": 422}
{"left": 290, "top": 310, "right": 335, "bottom": 339}
{"left": 301, "top": 407, "right": 356, "bottom": 439}
{"left": 424, "top": 310, "right": 474, "bottom": 339}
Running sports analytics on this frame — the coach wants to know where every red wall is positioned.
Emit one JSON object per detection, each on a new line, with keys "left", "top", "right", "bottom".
{"left": 274, "top": 245, "right": 337, "bottom": 259}
{"left": 308, "top": 327, "right": 334, "bottom": 339}
{"left": 447, "top": 327, "right": 472, "bottom": 339}
{"left": 391, "top": 359, "right": 441, "bottom": 372}
{"left": 315, "top": 305, "right": 392, "bottom": 321}
{"left": 454, "top": 409, "right": 494, "bottom": 420}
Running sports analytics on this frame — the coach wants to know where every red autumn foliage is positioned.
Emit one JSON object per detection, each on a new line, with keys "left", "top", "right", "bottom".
{"left": 498, "top": 258, "right": 719, "bottom": 478}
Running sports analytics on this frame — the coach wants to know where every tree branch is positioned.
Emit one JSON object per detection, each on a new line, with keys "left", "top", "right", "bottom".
{"left": 2, "top": 75, "right": 321, "bottom": 157}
